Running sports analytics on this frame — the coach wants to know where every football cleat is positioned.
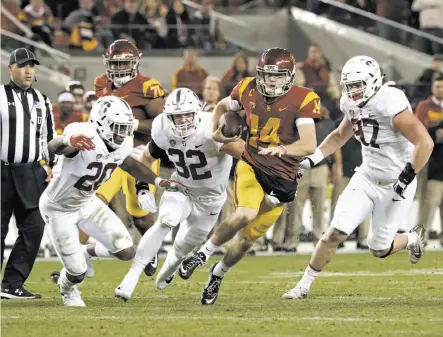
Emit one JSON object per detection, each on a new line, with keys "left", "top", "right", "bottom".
{"left": 178, "top": 252, "right": 207, "bottom": 280}
{"left": 56, "top": 269, "right": 86, "bottom": 307}
{"left": 201, "top": 263, "right": 223, "bottom": 305}
{"left": 114, "top": 285, "right": 132, "bottom": 302}
{"left": 60, "top": 286, "right": 86, "bottom": 307}
{"left": 144, "top": 254, "right": 158, "bottom": 277}
{"left": 408, "top": 224, "right": 425, "bottom": 264}
{"left": 282, "top": 283, "right": 310, "bottom": 299}
{"left": 156, "top": 273, "right": 175, "bottom": 290}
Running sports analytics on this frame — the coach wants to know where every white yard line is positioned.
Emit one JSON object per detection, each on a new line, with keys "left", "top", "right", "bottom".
{"left": 3, "top": 314, "right": 442, "bottom": 324}
{"left": 261, "top": 269, "right": 443, "bottom": 279}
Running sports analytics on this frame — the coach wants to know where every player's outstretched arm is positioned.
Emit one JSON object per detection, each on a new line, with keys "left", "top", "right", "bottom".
{"left": 48, "top": 134, "right": 95, "bottom": 157}
{"left": 393, "top": 109, "right": 434, "bottom": 174}
{"left": 303, "top": 118, "right": 354, "bottom": 167}
{"left": 258, "top": 123, "right": 317, "bottom": 158}
{"left": 120, "top": 156, "right": 159, "bottom": 185}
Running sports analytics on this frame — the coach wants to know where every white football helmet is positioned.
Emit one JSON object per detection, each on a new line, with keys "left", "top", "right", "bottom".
{"left": 340, "top": 56, "right": 383, "bottom": 106}
{"left": 89, "top": 96, "right": 134, "bottom": 149}
{"left": 164, "top": 88, "right": 202, "bottom": 138}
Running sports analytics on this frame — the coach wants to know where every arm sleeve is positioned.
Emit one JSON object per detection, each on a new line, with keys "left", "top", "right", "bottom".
{"left": 141, "top": 78, "right": 166, "bottom": 99}
{"left": 297, "top": 90, "right": 322, "bottom": 119}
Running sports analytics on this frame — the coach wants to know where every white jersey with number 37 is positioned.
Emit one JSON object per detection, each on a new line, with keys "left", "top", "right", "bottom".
{"left": 340, "top": 85, "right": 414, "bottom": 181}
{"left": 151, "top": 112, "right": 232, "bottom": 198}
{"left": 45, "top": 122, "right": 133, "bottom": 211}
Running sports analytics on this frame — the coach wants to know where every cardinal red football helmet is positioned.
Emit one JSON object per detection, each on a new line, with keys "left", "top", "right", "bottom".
{"left": 256, "top": 48, "right": 296, "bottom": 98}
{"left": 103, "top": 39, "right": 141, "bottom": 87}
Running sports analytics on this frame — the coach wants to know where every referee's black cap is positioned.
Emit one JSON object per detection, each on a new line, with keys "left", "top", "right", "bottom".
{"left": 9, "top": 48, "right": 40, "bottom": 66}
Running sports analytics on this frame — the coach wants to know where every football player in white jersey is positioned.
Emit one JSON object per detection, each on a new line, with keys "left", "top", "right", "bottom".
{"left": 283, "top": 56, "right": 434, "bottom": 299}
{"left": 39, "top": 96, "right": 184, "bottom": 307}
{"left": 114, "top": 88, "right": 245, "bottom": 301}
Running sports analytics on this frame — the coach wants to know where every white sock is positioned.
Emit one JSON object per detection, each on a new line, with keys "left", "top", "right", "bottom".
{"left": 300, "top": 265, "right": 320, "bottom": 287}
{"left": 212, "top": 261, "right": 230, "bottom": 278}
{"left": 127, "top": 223, "right": 170, "bottom": 279}
{"left": 94, "top": 242, "right": 111, "bottom": 258}
{"left": 199, "top": 240, "right": 220, "bottom": 259}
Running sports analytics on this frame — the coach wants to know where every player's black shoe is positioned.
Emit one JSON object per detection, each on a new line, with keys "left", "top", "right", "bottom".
{"left": 178, "top": 252, "right": 206, "bottom": 280}
{"left": 144, "top": 254, "right": 158, "bottom": 277}
{"left": 201, "top": 263, "right": 223, "bottom": 305}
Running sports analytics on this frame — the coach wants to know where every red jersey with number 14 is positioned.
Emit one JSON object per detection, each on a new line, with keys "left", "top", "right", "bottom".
{"left": 230, "top": 77, "right": 321, "bottom": 181}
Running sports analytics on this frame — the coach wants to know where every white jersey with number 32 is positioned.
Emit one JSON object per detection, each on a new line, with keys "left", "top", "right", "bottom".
{"left": 341, "top": 85, "right": 414, "bottom": 181}
{"left": 151, "top": 112, "right": 232, "bottom": 199}
{"left": 45, "top": 122, "right": 133, "bottom": 211}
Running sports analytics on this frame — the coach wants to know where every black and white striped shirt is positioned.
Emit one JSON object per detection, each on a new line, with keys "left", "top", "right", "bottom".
{"left": 0, "top": 82, "right": 56, "bottom": 165}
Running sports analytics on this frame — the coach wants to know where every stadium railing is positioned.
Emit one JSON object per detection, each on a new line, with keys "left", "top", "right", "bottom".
{"left": 307, "top": 0, "right": 443, "bottom": 55}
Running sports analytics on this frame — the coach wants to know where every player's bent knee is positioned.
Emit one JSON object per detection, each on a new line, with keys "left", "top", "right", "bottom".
{"left": 370, "top": 241, "right": 394, "bottom": 258}
{"left": 158, "top": 214, "right": 181, "bottom": 229}
{"left": 231, "top": 208, "right": 258, "bottom": 229}
{"left": 66, "top": 271, "right": 86, "bottom": 284}
{"left": 323, "top": 227, "right": 348, "bottom": 245}
{"left": 113, "top": 246, "right": 135, "bottom": 261}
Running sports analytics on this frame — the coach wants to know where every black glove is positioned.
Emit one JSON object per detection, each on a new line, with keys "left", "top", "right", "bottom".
{"left": 393, "top": 162, "right": 415, "bottom": 199}
{"left": 135, "top": 180, "right": 150, "bottom": 195}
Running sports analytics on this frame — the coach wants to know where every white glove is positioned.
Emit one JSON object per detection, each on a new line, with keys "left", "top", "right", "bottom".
{"left": 264, "top": 193, "right": 281, "bottom": 208}
{"left": 138, "top": 189, "right": 157, "bottom": 213}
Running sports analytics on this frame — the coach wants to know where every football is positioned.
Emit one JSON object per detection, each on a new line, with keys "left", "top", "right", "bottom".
{"left": 219, "top": 111, "right": 243, "bottom": 137}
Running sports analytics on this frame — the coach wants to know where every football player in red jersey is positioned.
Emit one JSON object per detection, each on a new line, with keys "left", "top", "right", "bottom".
{"left": 84, "top": 40, "right": 166, "bottom": 276}
{"left": 180, "top": 48, "right": 321, "bottom": 304}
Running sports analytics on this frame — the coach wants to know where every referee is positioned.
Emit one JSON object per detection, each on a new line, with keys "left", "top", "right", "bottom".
{"left": 0, "top": 48, "right": 56, "bottom": 299}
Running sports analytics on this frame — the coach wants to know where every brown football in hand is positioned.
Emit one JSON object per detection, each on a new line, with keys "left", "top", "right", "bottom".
{"left": 219, "top": 111, "right": 243, "bottom": 137}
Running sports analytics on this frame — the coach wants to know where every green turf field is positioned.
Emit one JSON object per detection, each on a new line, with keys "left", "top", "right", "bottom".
{"left": 2, "top": 251, "right": 442, "bottom": 337}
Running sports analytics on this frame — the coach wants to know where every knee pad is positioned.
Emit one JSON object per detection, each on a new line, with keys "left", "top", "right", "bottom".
{"left": 113, "top": 246, "right": 135, "bottom": 261}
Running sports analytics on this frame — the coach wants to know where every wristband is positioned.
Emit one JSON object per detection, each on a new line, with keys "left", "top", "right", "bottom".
{"left": 278, "top": 145, "right": 288, "bottom": 155}
{"left": 135, "top": 180, "right": 150, "bottom": 194}
{"left": 310, "top": 148, "right": 325, "bottom": 166}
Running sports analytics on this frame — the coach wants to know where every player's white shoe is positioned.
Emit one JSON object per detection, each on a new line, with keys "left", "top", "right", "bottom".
{"left": 60, "top": 286, "right": 86, "bottom": 307}
{"left": 156, "top": 264, "right": 176, "bottom": 290}
{"left": 115, "top": 274, "right": 138, "bottom": 302}
{"left": 56, "top": 269, "right": 86, "bottom": 307}
{"left": 407, "top": 224, "right": 425, "bottom": 264}
{"left": 282, "top": 283, "right": 310, "bottom": 299}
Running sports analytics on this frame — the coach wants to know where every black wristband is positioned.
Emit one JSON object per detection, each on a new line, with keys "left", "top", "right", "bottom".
{"left": 399, "top": 162, "right": 416, "bottom": 184}
{"left": 135, "top": 180, "right": 150, "bottom": 194}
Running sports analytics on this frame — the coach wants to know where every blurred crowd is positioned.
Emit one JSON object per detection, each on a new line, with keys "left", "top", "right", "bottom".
{"left": 293, "top": 0, "right": 443, "bottom": 55}
{"left": 3, "top": 0, "right": 227, "bottom": 52}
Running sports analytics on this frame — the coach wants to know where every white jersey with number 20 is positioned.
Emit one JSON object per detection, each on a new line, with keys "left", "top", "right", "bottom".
{"left": 45, "top": 122, "right": 133, "bottom": 211}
